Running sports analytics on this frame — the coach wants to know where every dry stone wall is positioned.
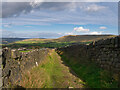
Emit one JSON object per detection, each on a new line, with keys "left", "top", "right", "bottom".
{"left": 88, "top": 36, "right": 120, "bottom": 73}
{"left": 2, "top": 48, "right": 50, "bottom": 87}
{"left": 57, "top": 36, "right": 120, "bottom": 84}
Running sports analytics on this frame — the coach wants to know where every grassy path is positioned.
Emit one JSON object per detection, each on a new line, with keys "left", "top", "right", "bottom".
{"left": 19, "top": 49, "right": 85, "bottom": 88}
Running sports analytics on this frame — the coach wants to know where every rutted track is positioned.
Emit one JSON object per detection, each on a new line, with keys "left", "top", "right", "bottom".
{"left": 19, "top": 49, "right": 85, "bottom": 88}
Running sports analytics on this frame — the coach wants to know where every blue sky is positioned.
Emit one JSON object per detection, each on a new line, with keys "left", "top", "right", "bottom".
{"left": 1, "top": 2, "right": 118, "bottom": 38}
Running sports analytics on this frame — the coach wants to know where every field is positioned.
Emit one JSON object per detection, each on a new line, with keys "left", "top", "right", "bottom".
{"left": 2, "top": 35, "right": 115, "bottom": 49}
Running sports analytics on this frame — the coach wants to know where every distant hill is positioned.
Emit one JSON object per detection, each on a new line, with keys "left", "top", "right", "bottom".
{"left": 56, "top": 35, "right": 116, "bottom": 42}
{"left": 15, "top": 35, "right": 116, "bottom": 44}
{"left": 2, "top": 38, "right": 28, "bottom": 44}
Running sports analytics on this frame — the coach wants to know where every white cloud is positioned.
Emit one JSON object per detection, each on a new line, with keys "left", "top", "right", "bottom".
{"left": 3, "top": 24, "right": 11, "bottom": 28}
{"left": 85, "top": 4, "right": 106, "bottom": 12}
{"left": 74, "top": 27, "right": 89, "bottom": 32}
{"left": 30, "top": 0, "right": 43, "bottom": 8}
{"left": 2, "top": 2, "right": 117, "bottom": 26}
{"left": 58, "top": 33, "right": 63, "bottom": 35}
{"left": 2, "top": 30, "right": 63, "bottom": 38}
{"left": 65, "top": 32, "right": 74, "bottom": 35}
{"left": 2, "top": 2, "right": 77, "bottom": 18}
{"left": 2, "top": 29, "right": 17, "bottom": 38}
{"left": 99, "top": 26, "right": 107, "bottom": 29}
{"left": 64, "top": 30, "right": 104, "bottom": 35}
{"left": 24, "top": 25, "right": 32, "bottom": 27}
{"left": 89, "top": 31, "right": 103, "bottom": 35}
{"left": 2, "top": 0, "right": 119, "bottom": 2}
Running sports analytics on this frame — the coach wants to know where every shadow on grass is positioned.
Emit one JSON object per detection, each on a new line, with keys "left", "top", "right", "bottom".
{"left": 2, "top": 85, "right": 26, "bottom": 90}
{"left": 14, "top": 85, "right": 26, "bottom": 90}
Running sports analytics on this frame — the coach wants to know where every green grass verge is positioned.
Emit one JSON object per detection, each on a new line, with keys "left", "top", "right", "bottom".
{"left": 19, "top": 50, "right": 31, "bottom": 52}
{"left": 59, "top": 55, "right": 118, "bottom": 88}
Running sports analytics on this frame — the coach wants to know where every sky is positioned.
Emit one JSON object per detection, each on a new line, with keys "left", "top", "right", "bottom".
{"left": 1, "top": 1, "right": 119, "bottom": 38}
